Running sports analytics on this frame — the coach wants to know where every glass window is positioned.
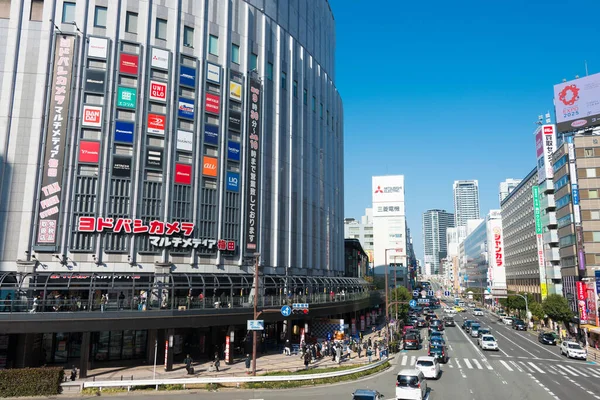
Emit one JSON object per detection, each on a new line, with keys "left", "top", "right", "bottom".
{"left": 312, "top": 96, "right": 316, "bottom": 112}
{"left": 293, "top": 80, "right": 298, "bottom": 97}
{"left": 281, "top": 71, "right": 287, "bottom": 89}
{"left": 585, "top": 148, "right": 594, "bottom": 157}
{"left": 231, "top": 43, "right": 240, "bottom": 64}
{"left": 0, "top": 0, "right": 9, "bottom": 19}
{"left": 553, "top": 154, "right": 567, "bottom": 172}
{"left": 588, "top": 168, "right": 597, "bottom": 178}
{"left": 30, "top": 0, "right": 44, "bottom": 21}
{"left": 125, "top": 11, "right": 137, "bottom": 34}
{"left": 208, "top": 35, "right": 218, "bottom": 55}
{"left": 327, "top": 110, "right": 329, "bottom": 125}
{"left": 554, "top": 175, "right": 569, "bottom": 191}
{"left": 556, "top": 194, "right": 571, "bottom": 209}
{"left": 250, "top": 53, "right": 258, "bottom": 71}
{"left": 593, "top": 232, "right": 600, "bottom": 242}
{"left": 592, "top": 211, "right": 600, "bottom": 220}
{"left": 156, "top": 18, "right": 167, "bottom": 40}
{"left": 320, "top": 103, "right": 323, "bottom": 118}
{"left": 183, "top": 25, "right": 193, "bottom": 47}
{"left": 303, "top": 88, "right": 307, "bottom": 105}
{"left": 94, "top": 6, "right": 107, "bottom": 28}
{"left": 590, "top": 189, "right": 599, "bottom": 199}
{"left": 62, "top": 1, "right": 75, "bottom": 23}
{"left": 267, "top": 62, "right": 273, "bottom": 80}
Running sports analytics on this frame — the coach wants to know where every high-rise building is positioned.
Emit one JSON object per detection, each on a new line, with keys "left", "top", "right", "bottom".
{"left": 344, "top": 208, "right": 374, "bottom": 265}
{"left": 446, "top": 226, "right": 467, "bottom": 291}
{"left": 499, "top": 179, "right": 522, "bottom": 204}
{"left": 453, "top": 180, "right": 481, "bottom": 228}
{"left": 372, "top": 175, "right": 407, "bottom": 269}
{"left": 422, "top": 210, "right": 455, "bottom": 275}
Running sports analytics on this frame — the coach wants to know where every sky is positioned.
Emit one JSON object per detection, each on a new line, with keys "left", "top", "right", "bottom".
{"left": 329, "top": 0, "right": 600, "bottom": 263}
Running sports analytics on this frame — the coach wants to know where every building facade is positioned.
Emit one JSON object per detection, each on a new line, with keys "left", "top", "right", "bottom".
{"left": 372, "top": 175, "right": 407, "bottom": 269}
{"left": 446, "top": 226, "right": 466, "bottom": 291}
{"left": 344, "top": 239, "right": 369, "bottom": 278}
{"left": 344, "top": 208, "right": 374, "bottom": 265}
{"left": 422, "top": 209, "right": 454, "bottom": 275}
{"left": 499, "top": 178, "right": 522, "bottom": 205}
{"left": 453, "top": 180, "right": 480, "bottom": 228}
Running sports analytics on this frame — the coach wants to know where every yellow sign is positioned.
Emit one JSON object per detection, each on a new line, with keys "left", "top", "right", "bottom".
{"left": 230, "top": 82, "right": 242, "bottom": 101}
{"left": 366, "top": 250, "right": 374, "bottom": 263}
{"left": 540, "top": 283, "right": 548, "bottom": 300}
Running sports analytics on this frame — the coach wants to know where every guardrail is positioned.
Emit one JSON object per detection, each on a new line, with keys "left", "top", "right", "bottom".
{"left": 82, "top": 358, "right": 389, "bottom": 391}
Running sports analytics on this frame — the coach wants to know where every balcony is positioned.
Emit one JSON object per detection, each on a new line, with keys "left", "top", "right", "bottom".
{"left": 540, "top": 194, "right": 556, "bottom": 209}
{"left": 543, "top": 230, "right": 559, "bottom": 244}
{"left": 540, "top": 180, "right": 554, "bottom": 193}
{"left": 545, "top": 247, "right": 561, "bottom": 262}
{"left": 541, "top": 211, "right": 557, "bottom": 227}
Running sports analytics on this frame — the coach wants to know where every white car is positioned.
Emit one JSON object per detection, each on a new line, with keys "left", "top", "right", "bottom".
{"left": 415, "top": 356, "right": 440, "bottom": 379}
{"left": 473, "top": 308, "right": 484, "bottom": 316}
{"left": 560, "top": 341, "right": 587, "bottom": 360}
{"left": 502, "top": 317, "right": 513, "bottom": 325}
{"left": 478, "top": 334, "right": 499, "bottom": 351}
{"left": 396, "top": 369, "right": 428, "bottom": 400}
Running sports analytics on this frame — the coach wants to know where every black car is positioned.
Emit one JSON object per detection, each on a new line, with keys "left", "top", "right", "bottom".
{"left": 406, "top": 329, "right": 423, "bottom": 343}
{"left": 403, "top": 334, "right": 420, "bottom": 350}
{"left": 538, "top": 331, "right": 557, "bottom": 345}
{"left": 443, "top": 317, "right": 456, "bottom": 327}
{"left": 431, "top": 319, "right": 444, "bottom": 331}
{"left": 462, "top": 319, "right": 474, "bottom": 330}
{"left": 512, "top": 319, "right": 527, "bottom": 331}
{"left": 428, "top": 344, "right": 449, "bottom": 363}
{"left": 416, "top": 318, "right": 428, "bottom": 328}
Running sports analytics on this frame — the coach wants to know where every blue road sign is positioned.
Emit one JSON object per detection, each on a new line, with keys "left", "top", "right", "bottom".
{"left": 428, "top": 290, "right": 434, "bottom": 297}
{"left": 281, "top": 305, "right": 292, "bottom": 317}
{"left": 444, "top": 290, "right": 451, "bottom": 297}
{"left": 413, "top": 290, "right": 419, "bottom": 297}
{"left": 409, "top": 299, "right": 417, "bottom": 308}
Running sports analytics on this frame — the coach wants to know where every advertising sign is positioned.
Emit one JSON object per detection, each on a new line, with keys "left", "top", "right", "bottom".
{"left": 204, "top": 124, "right": 219, "bottom": 146}
{"left": 82, "top": 105, "right": 103, "bottom": 128}
{"left": 572, "top": 183, "right": 580, "bottom": 205}
{"left": 146, "top": 148, "right": 163, "bottom": 170}
{"left": 117, "top": 86, "right": 137, "bottom": 109}
{"left": 537, "top": 124, "right": 556, "bottom": 184}
{"left": 36, "top": 35, "right": 75, "bottom": 246}
{"left": 174, "top": 163, "right": 192, "bottom": 185}
{"left": 227, "top": 141, "right": 240, "bottom": 161}
{"left": 229, "top": 109, "right": 241, "bottom": 131}
{"left": 205, "top": 93, "right": 220, "bottom": 114}
{"left": 147, "top": 113, "right": 166, "bottom": 135}
{"left": 596, "top": 270, "right": 600, "bottom": 295}
{"left": 151, "top": 47, "right": 169, "bottom": 70}
{"left": 179, "top": 65, "right": 196, "bottom": 87}
{"left": 176, "top": 130, "right": 193, "bottom": 152}
{"left": 114, "top": 121, "right": 134, "bottom": 144}
{"left": 112, "top": 155, "right": 132, "bottom": 178}
{"left": 577, "top": 281, "right": 589, "bottom": 324}
{"left": 372, "top": 175, "right": 405, "bottom": 203}
{"left": 84, "top": 69, "right": 106, "bottom": 93}
{"left": 78, "top": 141, "right": 100, "bottom": 164}
{"left": 245, "top": 78, "right": 261, "bottom": 251}
{"left": 149, "top": 80, "right": 167, "bottom": 102}
{"left": 373, "top": 201, "right": 405, "bottom": 217}
{"left": 586, "top": 285, "right": 598, "bottom": 327}
{"left": 178, "top": 98, "right": 195, "bottom": 119}
{"left": 202, "top": 156, "right": 218, "bottom": 177}
{"left": 87, "top": 37, "right": 108, "bottom": 59}
{"left": 226, "top": 171, "right": 239, "bottom": 192}
{"left": 554, "top": 73, "right": 600, "bottom": 133}
{"left": 206, "top": 62, "right": 221, "bottom": 84}
{"left": 532, "top": 186, "right": 542, "bottom": 234}
{"left": 230, "top": 81, "right": 242, "bottom": 101}
{"left": 119, "top": 53, "right": 139, "bottom": 75}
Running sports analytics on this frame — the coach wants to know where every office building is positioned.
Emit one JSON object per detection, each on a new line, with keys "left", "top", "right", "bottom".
{"left": 344, "top": 209, "right": 374, "bottom": 264}
{"left": 422, "top": 209, "right": 455, "bottom": 275}
{"left": 446, "top": 226, "right": 466, "bottom": 291}
{"left": 499, "top": 179, "right": 522, "bottom": 204}
{"left": 453, "top": 180, "right": 480, "bottom": 228}
{"left": 344, "top": 239, "right": 369, "bottom": 278}
{"left": 372, "top": 175, "right": 407, "bottom": 269}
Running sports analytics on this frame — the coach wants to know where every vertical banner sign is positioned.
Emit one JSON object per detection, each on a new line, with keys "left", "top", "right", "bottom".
{"left": 577, "top": 281, "right": 589, "bottom": 324}
{"left": 360, "top": 315, "right": 365, "bottom": 331}
{"left": 245, "top": 79, "right": 261, "bottom": 251}
{"left": 532, "top": 186, "right": 547, "bottom": 300}
{"left": 35, "top": 35, "right": 76, "bottom": 246}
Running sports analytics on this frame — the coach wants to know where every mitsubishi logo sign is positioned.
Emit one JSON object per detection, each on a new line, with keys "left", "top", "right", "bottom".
{"left": 374, "top": 186, "right": 383, "bottom": 193}
{"left": 374, "top": 186, "right": 402, "bottom": 194}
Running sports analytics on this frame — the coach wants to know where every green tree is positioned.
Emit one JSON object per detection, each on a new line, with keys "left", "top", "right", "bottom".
{"left": 464, "top": 287, "right": 483, "bottom": 302}
{"left": 390, "top": 286, "right": 412, "bottom": 320}
{"left": 529, "top": 301, "right": 545, "bottom": 321}
{"left": 542, "top": 294, "right": 574, "bottom": 323}
{"left": 509, "top": 293, "right": 535, "bottom": 317}
{"left": 372, "top": 276, "right": 385, "bottom": 290}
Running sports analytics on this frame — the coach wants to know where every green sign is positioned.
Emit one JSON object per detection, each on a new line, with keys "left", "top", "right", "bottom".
{"left": 532, "top": 186, "right": 542, "bottom": 234}
{"left": 117, "top": 86, "right": 137, "bottom": 109}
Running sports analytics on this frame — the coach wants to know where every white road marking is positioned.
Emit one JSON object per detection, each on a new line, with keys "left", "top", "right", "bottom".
{"left": 493, "top": 330, "right": 539, "bottom": 359}
{"left": 473, "top": 359, "right": 483, "bottom": 369}
{"left": 528, "top": 362, "right": 545, "bottom": 374}
{"left": 499, "top": 360, "right": 513, "bottom": 371}
{"left": 464, "top": 359, "right": 473, "bottom": 369}
{"left": 401, "top": 355, "right": 408, "bottom": 366}
{"left": 556, "top": 364, "right": 578, "bottom": 376}
{"left": 410, "top": 356, "right": 416, "bottom": 365}
{"left": 518, "top": 361, "right": 534, "bottom": 373}
{"left": 510, "top": 360, "right": 523, "bottom": 372}
{"left": 563, "top": 365, "right": 588, "bottom": 377}
{"left": 527, "top": 373, "right": 561, "bottom": 400}
{"left": 585, "top": 368, "right": 600, "bottom": 378}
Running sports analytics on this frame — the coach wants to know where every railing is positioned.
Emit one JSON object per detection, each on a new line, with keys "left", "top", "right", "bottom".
{"left": 0, "top": 291, "right": 372, "bottom": 315}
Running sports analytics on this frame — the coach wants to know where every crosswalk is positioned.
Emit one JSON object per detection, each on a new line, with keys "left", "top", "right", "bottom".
{"left": 398, "top": 355, "right": 600, "bottom": 377}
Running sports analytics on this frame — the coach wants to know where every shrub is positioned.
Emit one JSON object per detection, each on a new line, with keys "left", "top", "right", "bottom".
{"left": 0, "top": 367, "right": 64, "bottom": 397}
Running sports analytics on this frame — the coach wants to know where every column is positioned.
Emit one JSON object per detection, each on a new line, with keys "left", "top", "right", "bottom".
{"left": 79, "top": 332, "right": 91, "bottom": 378}
{"left": 164, "top": 328, "right": 174, "bottom": 372}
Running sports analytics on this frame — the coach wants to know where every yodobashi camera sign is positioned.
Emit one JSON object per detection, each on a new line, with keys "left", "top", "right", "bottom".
{"left": 554, "top": 73, "right": 600, "bottom": 133}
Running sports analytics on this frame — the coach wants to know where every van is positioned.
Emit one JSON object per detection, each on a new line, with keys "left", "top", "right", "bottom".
{"left": 396, "top": 369, "right": 427, "bottom": 400}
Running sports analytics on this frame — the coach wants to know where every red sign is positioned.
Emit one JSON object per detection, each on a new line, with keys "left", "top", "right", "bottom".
{"left": 577, "top": 281, "right": 587, "bottom": 301}
{"left": 149, "top": 80, "right": 167, "bottom": 102}
{"left": 494, "top": 227, "right": 503, "bottom": 267}
{"left": 82, "top": 105, "right": 102, "bottom": 128}
{"left": 147, "top": 113, "right": 166, "bottom": 135}
{"left": 119, "top": 53, "right": 139, "bottom": 75}
{"left": 164, "top": 340, "right": 168, "bottom": 370}
{"left": 79, "top": 141, "right": 100, "bottom": 164}
{"left": 543, "top": 125, "right": 554, "bottom": 135}
{"left": 577, "top": 281, "right": 589, "bottom": 324}
{"left": 224, "top": 336, "right": 230, "bottom": 363}
{"left": 174, "top": 163, "right": 192, "bottom": 185}
{"left": 205, "top": 93, "right": 220, "bottom": 114}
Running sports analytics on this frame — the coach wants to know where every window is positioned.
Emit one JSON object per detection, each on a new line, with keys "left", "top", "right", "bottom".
{"left": 125, "top": 12, "right": 138, "bottom": 34}
{"left": 589, "top": 189, "right": 599, "bottom": 199}
{"left": 587, "top": 168, "right": 597, "bottom": 178}
{"left": 592, "top": 211, "right": 600, "bottom": 220}
{"left": 585, "top": 148, "right": 594, "bottom": 157}
{"left": 593, "top": 232, "right": 600, "bottom": 242}
{"left": 320, "top": 103, "right": 323, "bottom": 118}
{"left": 94, "top": 6, "right": 107, "bottom": 28}
{"left": 30, "top": 0, "right": 43, "bottom": 21}
{"left": 250, "top": 53, "right": 258, "bottom": 71}
{"left": 303, "top": 88, "right": 307, "bottom": 105}
{"left": 327, "top": 110, "right": 329, "bottom": 125}
{"left": 312, "top": 96, "right": 316, "bottom": 112}
{"left": 208, "top": 35, "right": 218, "bottom": 55}
{"left": 293, "top": 80, "right": 298, "bottom": 97}
{"left": 155, "top": 18, "right": 167, "bottom": 39}
{"left": 183, "top": 25, "right": 193, "bottom": 47}
{"left": 281, "top": 71, "right": 287, "bottom": 89}
{"left": 62, "top": 2, "right": 75, "bottom": 23}
{"left": 0, "top": 0, "right": 9, "bottom": 19}
{"left": 554, "top": 175, "right": 569, "bottom": 191}
{"left": 231, "top": 43, "right": 240, "bottom": 64}
{"left": 266, "top": 62, "right": 273, "bottom": 80}
{"left": 553, "top": 154, "right": 567, "bottom": 172}
{"left": 556, "top": 194, "right": 571, "bottom": 209}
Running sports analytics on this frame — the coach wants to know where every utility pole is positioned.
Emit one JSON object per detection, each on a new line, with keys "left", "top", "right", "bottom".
{"left": 252, "top": 253, "right": 260, "bottom": 376}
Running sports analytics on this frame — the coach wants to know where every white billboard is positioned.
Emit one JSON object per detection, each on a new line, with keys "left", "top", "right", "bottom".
{"left": 486, "top": 218, "right": 506, "bottom": 288}
{"left": 372, "top": 175, "right": 404, "bottom": 204}
{"left": 373, "top": 216, "right": 406, "bottom": 267}
{"left": 535, "top": 124, "right": 556, "bottom": 184}
{"left": 88, "top": 37, "right": 108, "bottom": 59}
{"left": 151, "top": 48, "right": 169, "bottom": 69}
{"left": 372, "top": 201, "right": 405, "bottom": 217}
{"left": 554, "top": 73, "right": 600, "bottom": 132}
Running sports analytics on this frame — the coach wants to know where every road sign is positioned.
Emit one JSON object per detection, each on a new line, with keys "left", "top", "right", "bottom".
{"left": 409, "top": 299, "right": 417, "bottom": 308}
{"left": 413, "top": 290, "right": 419, "bottom": 297}
{"left": 281, "top": 305, "right": 292, "bottom": 317}
{"left": 436, "top": 290, "right": 442, "bottom": 299}
{"left": 421, "top": 290, "right": 426, "bottom": 298}
{"left": 428, "top": 290, "right": 435, "bottom": 297}
{"left": 247, "top": 320, "right": 264, "bottom": 330}
{"left": 444, "top": 290, "right": 451, "bottom": 297}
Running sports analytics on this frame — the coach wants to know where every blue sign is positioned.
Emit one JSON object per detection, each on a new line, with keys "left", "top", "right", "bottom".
{"left": 114, "top": 121, "right": 134, "bottom": 143}
{"left": 204, "top": 124, "right": 219, "bottom": 146}
{"left": 178, "top": 98, "right": 195, "bottom": 119}
{"left": 281, "top": 305, "right": 292, "bottom": 317}
{"left": 409, "top": 299, "right": 417, "bottom": 308}
{"left": 179, "top": 65, "right": 196, "bottom": 87}
{"left": 595, "top": 270, "right": 600, "bottom": 294}
{"left": 226, "top": 171, "right": 239, "bottom": 192}
{"left": 444, "top": 290, "right": 451, "bottom": 297}
{"left": 572, "top": 184, "right": 580, "bottom": 205}
{"left": 227, "top": 141, "right": 240, "bottom": 161}
{"left": 412, "top": 290, "right": 419, "bottom": 297}
{"left": 428, "top": 290, "right": 434, "bottom": 297}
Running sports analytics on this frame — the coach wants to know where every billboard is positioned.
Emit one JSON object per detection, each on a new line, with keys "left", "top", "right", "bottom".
{"left": 205, "top": 93, "right": 220, "bottom": 114}
{"left": 87, "top": 37, "right": 108, "bottom": 59}
{"left": 149, "top": 80, "right": 167, "bottom": 102}
{"left": 146, "top": 148, "right": 163, "bottom": 170}
{"left": 151, "top": 47, "right": 169, "bottom": 69}
{"left": 114, "top": 121, "right": 134, "bottom": 143}
{"left": 372, "top": 201, "right": 405, "bottom": 217}
{"left": 229, "top": 110, "right": 241, "bottom": 131}
{"left": 245, "top": 78, "right": 262, "bottom": 251}
{"left": 35, "top": 35, "right": 75, "bottom": 246}
{"left": 176, "top": 130, "right": 193, "bottom": 152}
{"left": 84, "top": 69, "right": 106, "bottom": 93}
{"left": 178, "top": 98, "right": 195, "bottom": 119}
{"left": 204, "top": 124, "right": 219, "bottom": 146}
{"left": 536, "top": 124, "right": 556, "bottom": 184}
{"left": 174, "top": 163, "right": 192, "bottom": 185}
{"left": 119, "top": 53, "right": 139, "bottom": 75}
{"left": 180, "top": 65, "right": 196, "bottom": 87}
{"left": 112, "top": 155, "right": 132, "bottom": 178}
{"left": 206, "top": 62, "right": 221, "bottom": 84}
{"left": 227, "top": 141, "right": 240, "bottom": 161}
{"left": 577, "top": 281, "right": 589, "bottom": 324}
{"left": 486, "top": 217, "right": 507, "bottom": 290}
{"left": 226, "top": 171, "right": 239, "bottom": 192}
{"left": 147, "top": 113, "right": 166, "bottom": 135}
{"left": 82, "top": 105, "right": 103, "bottom": 128}
{"left": 117, "top": 86, "right": 137, "bottom": 109}
{"left": 230, "top": 81, "right": 242, "bottom": 101}
{"left": 78, "top": 141, "right": 100, "bottom": 164}
{"left": 372, "top": 175, "right": 405, "bottom": 204}
{"left": 554, "top": 73, "right": 600, "bottom": 133}
{"left": 202, "top": 156, "right": 218, "bottom": 177}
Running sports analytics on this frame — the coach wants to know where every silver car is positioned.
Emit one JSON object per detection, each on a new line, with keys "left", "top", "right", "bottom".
{"left": 470, "top": 324, "right": 480, "bottom": 337}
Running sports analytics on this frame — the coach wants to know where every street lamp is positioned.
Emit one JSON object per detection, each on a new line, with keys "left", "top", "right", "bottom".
{"left": 514, "top": 293, "right": 529, "bottom": 324}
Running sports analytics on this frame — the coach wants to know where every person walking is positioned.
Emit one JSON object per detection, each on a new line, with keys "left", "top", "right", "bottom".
{"left": 183, "top": 354, "right": 194, "bottom": 375}
{"left": 284, "top": 339, "right": 291, "bottom": 356}
{"left": 336, "top": 344, "right": 342, "bottom": 364}
{"left": 367, "top": 347, "right": 373, "bottom": 362}
{"left": 213, "top": 353, "right": 220, "bottom": 372}
{"left": 245, "top": 354, "right": 251, "bottom": 374}
{"left": 303, "top": 351, "right": 310, "bottom": 370}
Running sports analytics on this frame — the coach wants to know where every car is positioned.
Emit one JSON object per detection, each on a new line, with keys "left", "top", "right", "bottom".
{"left": 443, "top": 317, "right": 456, "bottom": 327}
{"left": 468, "top": 303, "right": 476, "bottom": 309}
{"left": 454, "top": 306, "right": 463, "bottom": 313}
{"left": 512, "top": 319, "right": 527, "bottom": 331}
{"left": 429, "top": 332, "right": 444, "bottom": 343}
{"left": 473, "top": 308, "right": 484, "bottom": 316}
{"left": 464, "top": 320, "right": 476, "bottom": 332}
{"left": 415, "top": 356, "right": 441, "bottom": 379}
{"left": 478, "top": 334, "right": 499, "bottom": 351}
{"left": 428, "top": 326, "right": 443, "bottom": 337}
{"left": 478, "top": 327, "right": 491, "bottom": 336}
{"left": 501, "top": 316, "right": 514, "bottom": 325}
{"left": 406, "top": 329, "right": 423, "bottom": 343}
{"left": 403, "top": 334, "right": 421, "bottom": 350}
{"left": 470, "top": 323, "right": 481, "bottom": 337}
{"left": 538, "top": 331, "right": 558, "bottom": 346}
{"left": 428, "top": 344, "right": 449, "bottom": 363}
{"left": 396, "top": 369, "right": 428, "bottom": 400}
{"left": 403, "top": 325, "right": 416, "bottom": 335}
{"left": 430, "top": 337, "right": 445, "bottom": 347}
{"left": 462, "top": 319, "right": 473, "bottom": 330}
{"left": 560, "top": 341, "right": 587, "bottom": 360}
{"left": 430, "top": 319, "right": 444, "bottom": 331}
{"left": 351, "top": 389, "right": 384, "bottom": 400}
{"left": 416, "top": 318, "right": 428, "bottom": 328}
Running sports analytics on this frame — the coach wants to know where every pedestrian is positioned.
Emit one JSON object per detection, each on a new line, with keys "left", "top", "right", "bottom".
{"left": 245, "top": 354, "right": 251, "bottom": 374}
{"left": 357, "top": 344, "right": 362, "bottom": 358}
{"left": 336, "top": 345, "right": 342, "bottom": 364}
{"left": 101, "top": 293, "right": 108, "bottom": 312}
{"left": 304, "top": 351, "right": 310, "bottom": 369}
{"left": 367, "top": 347, "right": 373, "bottom": 362}
{"left": 183, "top": 354, "right": 193, "bottom": 375}
{"left": 214, "top": 353, "right": 220, "bottom": 372}
{"left": 29, "top": 296, "right": 38, "bottom": 313}
{"left": 284, "top": 339, "right": 291, "bottom": 356}
{"left": 70, "top": 365, "right": 77, "bottom": 381}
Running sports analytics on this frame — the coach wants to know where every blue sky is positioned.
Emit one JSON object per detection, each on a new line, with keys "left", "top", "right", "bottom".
{"left": 329, "top": 0, "right": 600, "bottom": 262}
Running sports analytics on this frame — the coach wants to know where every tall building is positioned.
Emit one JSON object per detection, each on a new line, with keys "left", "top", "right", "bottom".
{"left": 499, "top": 179, "right": 522, "bottom": 204}
{"left": 453, "top": 180, "right": 480, "bottom": 228}
{"left": 344, "top": 209, "right": 374, "bottom": 265}
{"left": 422, "top": 210, "right": 454, "bottom": 275}
{"left": 446, "top": 226, "right": 467, "bottom": 291}
{"left": 372, "top": 175, "right": 407, "bottom": 269}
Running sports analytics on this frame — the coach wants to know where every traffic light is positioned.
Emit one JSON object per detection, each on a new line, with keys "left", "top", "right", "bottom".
{"left": 292, "top": 303, "right": 309, "bottom": 315}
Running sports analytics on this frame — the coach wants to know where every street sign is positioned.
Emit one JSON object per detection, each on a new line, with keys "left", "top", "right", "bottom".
{"left": 444, "top": 290, "right": 451, "bottom": 297}
{"left": 281, "top": 305, "right": 292, "bottom": 317}
{"left": 409, "top": 299, "right": 417, "bottom": 308}
{"left": 421, "top": 290, "right": 426, "bottom": 298}
{"left": 247, "top": 320, "right": 264, "bottom": 331}
{"left": 428, "top": 290, "right": 435, "bottom": 297}
{"left": 413, "top": 290, "right": 419, "bottom": 297}
{"left": 292, "top": 303, "right": 309, "bottom": 309}
{"left": 436, "top": 290, "right": 442, "bottom": 299}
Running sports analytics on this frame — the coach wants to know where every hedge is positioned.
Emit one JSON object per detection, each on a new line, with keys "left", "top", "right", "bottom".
{"left": 0, "top": 367, "right": 64, "bottom": 397}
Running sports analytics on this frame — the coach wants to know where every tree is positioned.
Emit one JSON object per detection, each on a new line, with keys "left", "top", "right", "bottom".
{"left": 529, "top": 301, "right": 545, "bottom": 322}
{"left": 390, "top": 286, "right": 412, "bottom": 320}
{"left": 542, "top": 294, "right": 574, "bottom": 323}
{"left": 509, "top": 293, "right": 535, "bottom": 317}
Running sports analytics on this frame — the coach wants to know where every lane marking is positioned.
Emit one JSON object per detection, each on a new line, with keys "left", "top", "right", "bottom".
{"left": 528, "top": 362, "right": 545, "bottom": 374}
{"left": 518, "top": 361, "right": 534, "bottom": 373}
{"left": 472, "top": 359, "right": 483, "bottom": 369}
{"left": 563, "top": 364, "right": 588, "bottom": 377}
{"left": 492, "top": 329, "right": 539, "bottom": 359}
{"left": 464, "top": 358, "right": 473, "bottom": 369}
{"left": 510, "top": 360, "right": 523, "bottom": 372}
{"left": 499, "top": 360, "right": 513, "bottom": 371}
{"left": 410, "top": 356, "right": 416, "bottom": 365}
{"left": 527, "top": 373, "right": 561, "bottom": 400}
{"left": 585, "top": 368, "right": 600, "bottom": 378}
{"left": 556, "top": 364, "right": 578, "bottom": 376}
{"left": 401, "top": 355, "right": 408, "bottom": 366}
